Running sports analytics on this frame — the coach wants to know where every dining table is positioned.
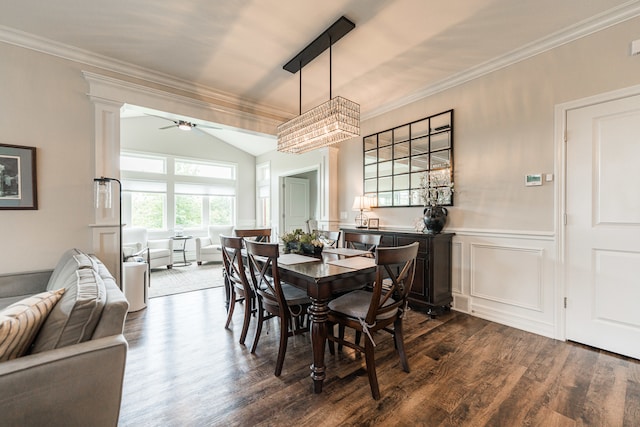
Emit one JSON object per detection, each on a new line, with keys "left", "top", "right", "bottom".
{"left": 275, "top": 248, "right": 376, "bottom": 393}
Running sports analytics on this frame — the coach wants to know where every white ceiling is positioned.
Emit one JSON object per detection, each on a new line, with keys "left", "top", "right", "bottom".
{"left": 1, "top": 0, "right": 638, "bottom": 155}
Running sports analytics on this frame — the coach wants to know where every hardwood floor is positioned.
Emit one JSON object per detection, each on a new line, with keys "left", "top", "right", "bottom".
{"left": 118, "top": 287, "right": 640, "bottom": 426}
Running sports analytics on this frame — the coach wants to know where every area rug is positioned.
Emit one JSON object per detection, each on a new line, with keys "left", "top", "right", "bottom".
{"left": 149, "top": 262, "right": 225, "bottom": 298}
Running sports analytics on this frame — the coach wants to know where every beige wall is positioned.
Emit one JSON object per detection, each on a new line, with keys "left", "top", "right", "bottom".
{"left": 0, "top": 43, "right": 96, "bottom": 273}
{"left": 338, "top": 16, "right": 640, "bottom": 232}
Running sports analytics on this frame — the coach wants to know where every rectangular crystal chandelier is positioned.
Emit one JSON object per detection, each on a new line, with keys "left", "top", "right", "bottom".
{"left": 277, "top": 16, "right": 359, "bottom": 154}
{"left": 277, "top": 96, "right": 360, "bottom": 154}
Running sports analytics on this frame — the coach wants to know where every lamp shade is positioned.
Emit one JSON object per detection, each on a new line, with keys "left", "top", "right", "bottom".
{"left": 352, "top": 195, "right": 371, "bottom": 211}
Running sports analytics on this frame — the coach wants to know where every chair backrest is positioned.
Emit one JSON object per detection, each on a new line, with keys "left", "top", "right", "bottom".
{"left": 367, "top": 242, "right": 419, "bottom": 324}
{"left": 235, "top": 228, "right": 271, "bottom": 242}
{"left": 314, "top": 230, "right": 341, "bottom": 248}
{"left": 343, "top": 232, "right": 381, "bottom": 252}
{"left": 123, "top": 227, "right": 148, "bottom": 246}
{"left": 244, "top": 240, "right": 286, "bottom": 317}
{"left": 306, "top": 219, "right": 318, "bottom": 234}
{"left": 208, "top": 225, "right": 234, "bottom": 245}
{"left": 219, "top": 235, "right": 251, "bottom": 296}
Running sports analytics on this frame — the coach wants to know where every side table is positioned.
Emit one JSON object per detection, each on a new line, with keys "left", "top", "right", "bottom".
{"left": 123, "top": 261, "right": 148, "bottom": 312}
{"left": 170, "top": 235, "right": 193, "bottom": 267}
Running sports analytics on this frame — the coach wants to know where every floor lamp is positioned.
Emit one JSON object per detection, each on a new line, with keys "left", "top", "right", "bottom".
{"left": 94, "top": 176, "right": 123, "bottom": 288}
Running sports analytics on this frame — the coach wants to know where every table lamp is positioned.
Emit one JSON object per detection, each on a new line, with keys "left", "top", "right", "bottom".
{"left": 352, "top": 196, "right": 371, "bottom": 229}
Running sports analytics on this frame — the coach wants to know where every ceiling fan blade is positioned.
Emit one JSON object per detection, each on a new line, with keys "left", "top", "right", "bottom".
{"left": 145, "top": 114, "right": 178, "bottom": 124}
{"left": 193, "top": 123, "right": 222, "bottom": 130}
{"left": 159, "top": 125, "right": 176, "bottom": 130}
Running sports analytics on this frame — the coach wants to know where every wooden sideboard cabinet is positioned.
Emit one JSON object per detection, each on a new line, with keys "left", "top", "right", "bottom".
{"left": 341, "top": 228, "right": 454, "bottom": 315}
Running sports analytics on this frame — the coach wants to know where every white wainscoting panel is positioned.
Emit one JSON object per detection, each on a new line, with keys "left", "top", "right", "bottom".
{"left": 451, "top": 231, "right": 556, "bottom": 338}
{"left": 470, "top": 244, "right": 543, "bottom": 311}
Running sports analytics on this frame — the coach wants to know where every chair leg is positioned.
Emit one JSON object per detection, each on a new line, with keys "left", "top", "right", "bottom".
{"left": 355, "top": 331, "right": 362, "bottom": 346}
{"left": 239, "top": 295, "right": 252, "bottom": 345}
{"left": 251, "top": 300, "right": 264, "bottom": 354}
{"left": 394, "top": 318, "right": 410, "bottom": 373}
{"left": 338, "top": 325, "right": 345, "bottom": 352}
{"left": 274, "top": 315, "right": 289, "bottom": 377}
{"left": 224, "top": 289, "right": 236, "bottom": 330}
{"left": 327, "top": 323, "right": 335, "bottom": 355}
{"left": 364, "top": 339, "right": 380, "bottom": 400}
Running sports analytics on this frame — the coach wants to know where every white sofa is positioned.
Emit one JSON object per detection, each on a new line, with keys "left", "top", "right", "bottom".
{"left": 123, "top": 227, "right": 173, "bottom": 270}
{"left": 196, "top": 225, "right": 234, "bottom": 265}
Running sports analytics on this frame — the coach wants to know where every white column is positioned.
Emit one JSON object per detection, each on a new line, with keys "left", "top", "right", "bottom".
{"left": 89, "top": 96, "right": 124, "bottom": 286}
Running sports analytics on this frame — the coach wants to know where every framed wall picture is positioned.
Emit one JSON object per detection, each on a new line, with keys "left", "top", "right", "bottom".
{"left": 0, "top": 144, "right": 38, "bottom": 210}
{"left": 368, "top": 218, "right": 379, "bottom": 229}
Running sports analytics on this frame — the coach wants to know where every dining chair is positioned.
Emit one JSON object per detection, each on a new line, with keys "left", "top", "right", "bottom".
{"left": 326, "top": 242, "right": 419, "bottom": 400}
{"left": 314, "top": 230, "right": 341, "bottom": 248}
{"left": 343, "top": 231, "right": 381, "bottom": 252}
{"left": 234, "top": 228, "right": 271, "bottom": 242}
{"left": 220, "top": 235, "right": 254, "bottom": 345}
{"left": 244, "top": 240, "right": 310, "bottom": 377}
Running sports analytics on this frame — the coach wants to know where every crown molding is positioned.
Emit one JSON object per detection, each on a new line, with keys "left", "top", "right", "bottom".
{"left": 362, "top": 1, "right": 640, "bottom": 120}
{"left": 1, "top": 2, "right": 639, "bottom": 124}
{"left": 0, "top": 24, "right": 290, "bottom": 123}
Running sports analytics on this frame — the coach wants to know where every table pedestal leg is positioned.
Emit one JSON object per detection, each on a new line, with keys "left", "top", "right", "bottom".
{"left": 309, "top": 296, "right": 329, "bottom": 393}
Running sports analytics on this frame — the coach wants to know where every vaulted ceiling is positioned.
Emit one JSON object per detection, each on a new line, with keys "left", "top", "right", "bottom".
{"left": 2, "top": 0, "right": 637, "bottom": 155}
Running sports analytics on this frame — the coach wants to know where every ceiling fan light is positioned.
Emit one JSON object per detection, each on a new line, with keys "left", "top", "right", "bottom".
{"left": 177, "top": 121, "right": 192, "bottom": 131}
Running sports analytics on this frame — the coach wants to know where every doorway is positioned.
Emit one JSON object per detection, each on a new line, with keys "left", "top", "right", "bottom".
{"left": 280, "top": 169, "right": 318, "bottom": 234}
{"left": 563, "top": 88, "right": 640, "bottom": 359}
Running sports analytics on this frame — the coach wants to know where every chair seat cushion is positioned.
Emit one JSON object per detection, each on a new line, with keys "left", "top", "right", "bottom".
{"left": 149, "top": 248, "right": 171, "bottom": 258}
{"left": 328, "top": 290, "right": 397, "bottom": 321}
{"left": 261, "top": 283, "right": 309, "bottom": 306}
{"left": 281, "top": 283, "right": 310, "bottom": 306}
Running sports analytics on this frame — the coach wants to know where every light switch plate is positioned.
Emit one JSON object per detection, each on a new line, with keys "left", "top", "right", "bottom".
{"left": 340, "top": 211, "right": 348, "bottom": 220}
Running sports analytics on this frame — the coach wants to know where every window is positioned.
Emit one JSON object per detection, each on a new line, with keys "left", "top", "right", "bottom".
{"left": 175, "top": 195, "right": 203, "bottom": 228}
{"left": 121, "top": 152, "right": 237, "bottom": 231}
{"left": 175, "top": 159, "right": 235, "bottom": 179}
{"left": 256, "top": 162, "right": 270, "bottom": 227}
{"left": 131, "top": 192, "right": 165, "bottom": 229}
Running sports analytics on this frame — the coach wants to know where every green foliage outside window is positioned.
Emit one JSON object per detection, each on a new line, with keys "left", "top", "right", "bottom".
{"left": 131, "top": 193, "right": 164, "bottom": 229}
{"left": 209, "top": 196, "right": 233, "bottom": 225}
{"left": 175, "top": 195, "right": 203, "bottom": 228}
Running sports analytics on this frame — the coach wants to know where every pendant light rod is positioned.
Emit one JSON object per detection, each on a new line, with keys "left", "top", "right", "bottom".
{"left": 329, "top": 39, "right": 332, "bottom": 99}
{"left": 283, "top": 16, "right": 355, "bottom": 74}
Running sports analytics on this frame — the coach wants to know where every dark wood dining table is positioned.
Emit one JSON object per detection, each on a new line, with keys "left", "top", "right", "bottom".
{"left": 276, "top": 250, "right": 376, "bottom": 393}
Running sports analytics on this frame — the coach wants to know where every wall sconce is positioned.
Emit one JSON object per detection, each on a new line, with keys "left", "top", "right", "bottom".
{"left": 94, "top": 176, "right": 123, "bottom": 288}
{"left": 352, "top": 195, "right": 371, "bottom": 229}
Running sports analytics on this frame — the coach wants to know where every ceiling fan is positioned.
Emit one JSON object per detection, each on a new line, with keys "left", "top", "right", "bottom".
{"left": 147, "top": 114, "right": 221, "bottom": 132}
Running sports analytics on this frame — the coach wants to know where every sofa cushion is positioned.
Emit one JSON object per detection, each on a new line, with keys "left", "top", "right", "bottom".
{"left": 46, "top": 248, "right": 95, "bottom": 291}
{"left": 31, "top": 268, "right": 107, "bottom": 353}
{"left": 0, "top": 289, "right": 65, "bottom": 361}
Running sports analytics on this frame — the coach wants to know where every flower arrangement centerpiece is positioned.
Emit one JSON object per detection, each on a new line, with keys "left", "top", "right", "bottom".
{"left": 416, "top": 170, "right": 453, "bottom": 207}
{"left": 415, "top": 170, "right": 453, "bottom": 234}
{"left": 280, "top": 229, "right": 324, "bottom": 255}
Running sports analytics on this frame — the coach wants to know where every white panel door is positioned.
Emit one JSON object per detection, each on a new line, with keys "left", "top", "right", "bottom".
{"left": 566, "top": 93, "right": 640, "bottom": 359}
{"left": 283, "top": 177, "right": 309, "bottom": 233}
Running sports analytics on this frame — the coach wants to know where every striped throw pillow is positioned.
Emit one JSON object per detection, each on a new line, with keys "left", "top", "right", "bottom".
{"left": 0, "top": 289, "right": 65, "bottom": 362}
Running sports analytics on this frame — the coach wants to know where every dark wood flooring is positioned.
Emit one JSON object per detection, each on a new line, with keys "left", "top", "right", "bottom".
{"left": 118, "top": 287, "right": 640, "bottom": 426}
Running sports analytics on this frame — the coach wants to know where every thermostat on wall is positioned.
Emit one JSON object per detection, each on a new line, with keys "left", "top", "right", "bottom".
{"left": 525, "top": 174, "right": 542, "bottom": 186}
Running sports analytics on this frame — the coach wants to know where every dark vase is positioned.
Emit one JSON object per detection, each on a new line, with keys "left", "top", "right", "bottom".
{"left": 301, "top": 243, "right": 315, "bottom": 254}
{"left": 286, "top": 241, "right": 302, "bottom": 254}
{"left": 423, "top": 206, "right": 448, "bottom": 234}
